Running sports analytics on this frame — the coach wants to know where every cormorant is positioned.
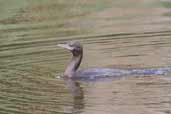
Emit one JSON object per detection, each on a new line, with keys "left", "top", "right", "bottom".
{"left": 58, "top": 41, "right": 170, "bottom": 79}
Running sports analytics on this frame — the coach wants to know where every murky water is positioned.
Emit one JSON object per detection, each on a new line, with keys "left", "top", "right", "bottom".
{"left": 0, "top": 0, "right": 171, "bottom": 114}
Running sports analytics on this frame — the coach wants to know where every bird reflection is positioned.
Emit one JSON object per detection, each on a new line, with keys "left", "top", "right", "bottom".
{"left": 64, "top": 78, "right": 84, "bottom": 114}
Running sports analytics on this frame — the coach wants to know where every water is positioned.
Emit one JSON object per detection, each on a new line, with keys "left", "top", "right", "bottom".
{"left": 0, "top": 0, "right": 171, "bottom": 114}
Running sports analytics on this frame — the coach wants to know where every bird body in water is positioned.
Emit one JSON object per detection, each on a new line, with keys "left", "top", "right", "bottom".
{"left": 58, "top": 41, "right": 171, "bottom": 79}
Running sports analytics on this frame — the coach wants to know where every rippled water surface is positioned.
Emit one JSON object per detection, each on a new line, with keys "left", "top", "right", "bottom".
{"left": 0, "top": 0, "right": 171, "bottom": 114}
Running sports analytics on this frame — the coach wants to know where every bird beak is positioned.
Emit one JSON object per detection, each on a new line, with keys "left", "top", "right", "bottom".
{"left": 57, "top": 43, "right": 74, "bottom": 50}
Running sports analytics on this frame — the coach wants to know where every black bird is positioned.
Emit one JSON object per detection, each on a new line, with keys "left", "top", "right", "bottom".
{"left": 58, "top": 41, "right": 170, "bottom": 79}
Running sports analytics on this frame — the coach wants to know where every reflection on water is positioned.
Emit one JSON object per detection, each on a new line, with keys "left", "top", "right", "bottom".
{"left": 64, "top": 78, "right": 84, "bottom": 114}
{"left": 0, "top": 0, "right": 171, "bottom": 114}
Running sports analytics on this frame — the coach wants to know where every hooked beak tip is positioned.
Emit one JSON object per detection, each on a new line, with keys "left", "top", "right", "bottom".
{"left": 57, "top": 43, "right": 73, "bottom": 50}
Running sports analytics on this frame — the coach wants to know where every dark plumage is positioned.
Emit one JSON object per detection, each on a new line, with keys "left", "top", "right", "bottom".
{"left": 58, "top": 41, "right": 171, "bottom": 79}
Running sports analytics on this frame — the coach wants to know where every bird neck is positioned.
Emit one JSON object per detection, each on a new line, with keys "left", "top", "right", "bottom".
{"left": 64, "top": 53, "right": 82, "bottom": 78}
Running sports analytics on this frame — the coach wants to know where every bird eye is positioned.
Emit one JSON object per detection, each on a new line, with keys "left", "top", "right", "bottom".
{"left": 69, "top": 44, "right": 74, "bottom": 47}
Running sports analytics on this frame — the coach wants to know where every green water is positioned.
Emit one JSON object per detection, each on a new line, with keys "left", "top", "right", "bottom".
{"left": 0, "top": 0, "right": 171, "bottom": 114}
